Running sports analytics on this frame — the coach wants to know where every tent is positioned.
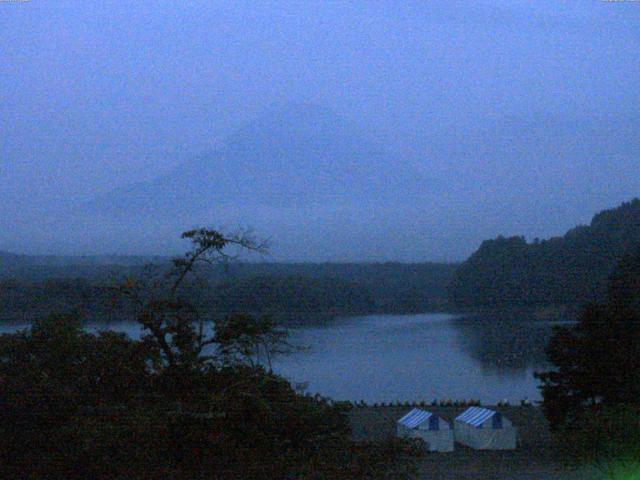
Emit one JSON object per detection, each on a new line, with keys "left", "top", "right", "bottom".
{"left": 454, "top": 407, "right": 517, "bottom": 450}
{"left": 396, "top": 408, "right": 454, "bottom": 452}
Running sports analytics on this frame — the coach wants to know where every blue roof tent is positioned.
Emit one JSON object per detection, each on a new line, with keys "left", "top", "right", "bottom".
{"left": 396, "top": 408, "right": 453, "bottom": 452}
{"left": 454, "top": 407, "right": 516, "bottom": 450}
{"left": 455, "top": 406, "right": 498, "bottom": 428}
{"left": 398, "top": 408, "right": 436, "bottom": 430}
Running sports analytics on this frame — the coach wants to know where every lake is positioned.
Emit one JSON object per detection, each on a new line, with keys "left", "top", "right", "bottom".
{"left": 275, "top": 313, "right": 560, "bottom": 404}
{"left": 0, "top": 312, "right": 563, "bottom": 404}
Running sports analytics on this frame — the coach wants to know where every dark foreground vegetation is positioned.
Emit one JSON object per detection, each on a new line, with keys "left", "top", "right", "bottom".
{"left": 449, "top": 198, "right": 640, "bottom": 310}
{"left": 536, "top": 246, "right": 640, "bottom": 478}
{"left": 0, "top": 229, "right": 421, "bottom": 479}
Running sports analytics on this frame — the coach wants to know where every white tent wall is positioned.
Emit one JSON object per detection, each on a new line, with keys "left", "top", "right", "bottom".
{"left": 396, "top": 414, "right": 454, "bottom": 452}
{"left": 454, "top": 419, "right": 517, "bottom": 450}
{"left": 453, "top": 407, "right": 517, "bottom": 450}
{"left": 416, "top": 429, "right": 454, "bottom": 453}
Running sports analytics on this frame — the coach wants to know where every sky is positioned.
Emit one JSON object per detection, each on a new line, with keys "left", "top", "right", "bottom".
{"left": 1, "top": 0, "right": 639, "bottom": 261}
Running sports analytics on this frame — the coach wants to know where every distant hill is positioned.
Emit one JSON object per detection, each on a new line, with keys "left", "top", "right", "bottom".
{"left": 211, "top": 262, "right": 457, "bottom": 314}
{"left": 448, "top": 198, "right": 640, "bottom": 309}
{"left": 0, "top": 251, "right": 32, "bottom": 270}
{"left": 0, "top": 251, "right": 28, "bottom": 261}
{"left": 205, "top": 275, "right": 377, "bottom": 319}
{"left": 85, "top": 102, "right": 429, "bottom": 220}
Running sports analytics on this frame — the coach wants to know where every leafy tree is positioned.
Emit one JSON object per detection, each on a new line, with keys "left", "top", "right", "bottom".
{"left": 536, "top": 303, "right": 640, "bottom": 427}
{"left": 536, "top": 247, "right": 640, "bottom": 427}
{"left": 0, "top": 312, "right": 158, "bottom": 478}
{"left": 116, "top": 227, "right": 269, "bottom": 369}
{"left": 536, "top": 247, "right": 640, "bottom": 477}
{"left": 214, "top": 313, "right": 294, "bottom": 370}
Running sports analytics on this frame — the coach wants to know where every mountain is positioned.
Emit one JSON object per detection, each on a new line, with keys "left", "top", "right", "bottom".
{"left": 88, "top": 103, "right": 429, "bottom": 218}
{"left": 74, "top": 103, "right": 434, "bottom": 258}
{"left": 448, "top": 198, "right": 640, "bottom": 309}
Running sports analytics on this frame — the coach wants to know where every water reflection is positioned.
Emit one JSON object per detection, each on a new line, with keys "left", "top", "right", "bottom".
{"left": 450, "top": 314, "right": 554, "bottom": 373}
{"left": 274, "top": 313, "right": 555, "bottom": 403}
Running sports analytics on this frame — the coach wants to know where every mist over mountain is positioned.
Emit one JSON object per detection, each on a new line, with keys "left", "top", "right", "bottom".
{"left": 3, "top": 2, "right": 640, "bottom": 261}
{"left": 90, "top": 103, "right": 427, "bottom": 213}
{"left": 71, "top": 103, "right": 436, "bottom": 259}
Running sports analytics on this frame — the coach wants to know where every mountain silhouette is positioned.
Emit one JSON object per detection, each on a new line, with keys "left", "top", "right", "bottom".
{"left": 88, "top": 103, "right": 429, "bottom": 218}
{"left": 68, "top": 103, "right": 438, "bottom": 257}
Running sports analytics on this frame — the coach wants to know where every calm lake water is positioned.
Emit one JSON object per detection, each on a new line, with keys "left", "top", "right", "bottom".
{"left": 275, "top": 313, "right": 559, "bottom": 404}
{"left": 0, "top": 313, "right": 563, "bottom": 404}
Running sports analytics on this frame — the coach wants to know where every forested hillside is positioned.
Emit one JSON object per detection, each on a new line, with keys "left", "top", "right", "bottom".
{"left": 0, "top": 262, "right": 457, "bottom": 323}
{"left": 206, "top": 275, "right": 376, "bottom": 318}
{"left": 448, "top": 199, "right": 640, "bottom": 308}
{"left": 214, "top": 262, "right": 455, "bottom": 313}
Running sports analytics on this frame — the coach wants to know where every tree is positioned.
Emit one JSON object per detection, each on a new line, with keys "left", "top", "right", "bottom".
{"left": 0, "top": 312, "right": 159, "bottom": 478}
{"left": 536, "top": 247, "right": 640, "bottom": 427}
{"left": 536, "top": 303, "right": 640, "bottom": 427}
{"left": 556, "top": 404, "right": 640, "bottom": 479}
{"left": 116, "top": 227, "right": 270, "bottom": 369}
{"left": 214, "top": 313, "right": 294, "bottom": 370}
{"left": 114, "top": 227, "right": 298, "bottom": 406}
{"left": 536, "top": 248, "right": 640, "bottom": 477}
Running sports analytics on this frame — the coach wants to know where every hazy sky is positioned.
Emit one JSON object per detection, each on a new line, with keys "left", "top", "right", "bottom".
{"left": 1, "top": 1, "right": 639, "bottom": 260}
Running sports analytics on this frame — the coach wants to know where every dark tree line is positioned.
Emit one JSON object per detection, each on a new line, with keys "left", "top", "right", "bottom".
{"left": 449, "top": 199, "right": 640, "bottom": 309}
{"left": 208, "top": 274, "right": 377, "bottom": 318}
{"left": 0, "top": 262, "right": 456, "bottom": 324}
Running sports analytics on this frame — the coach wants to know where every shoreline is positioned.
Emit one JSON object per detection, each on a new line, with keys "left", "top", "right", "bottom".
{"left": 349, "top": 405, "right": 586, "bottom": 480}
{"left": 447, "top": 304, "right": 579, "bottom": 321}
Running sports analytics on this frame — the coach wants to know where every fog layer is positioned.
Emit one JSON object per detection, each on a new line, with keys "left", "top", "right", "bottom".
{"left": 2, "top": 1, "right": 639, "bottom": 260}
